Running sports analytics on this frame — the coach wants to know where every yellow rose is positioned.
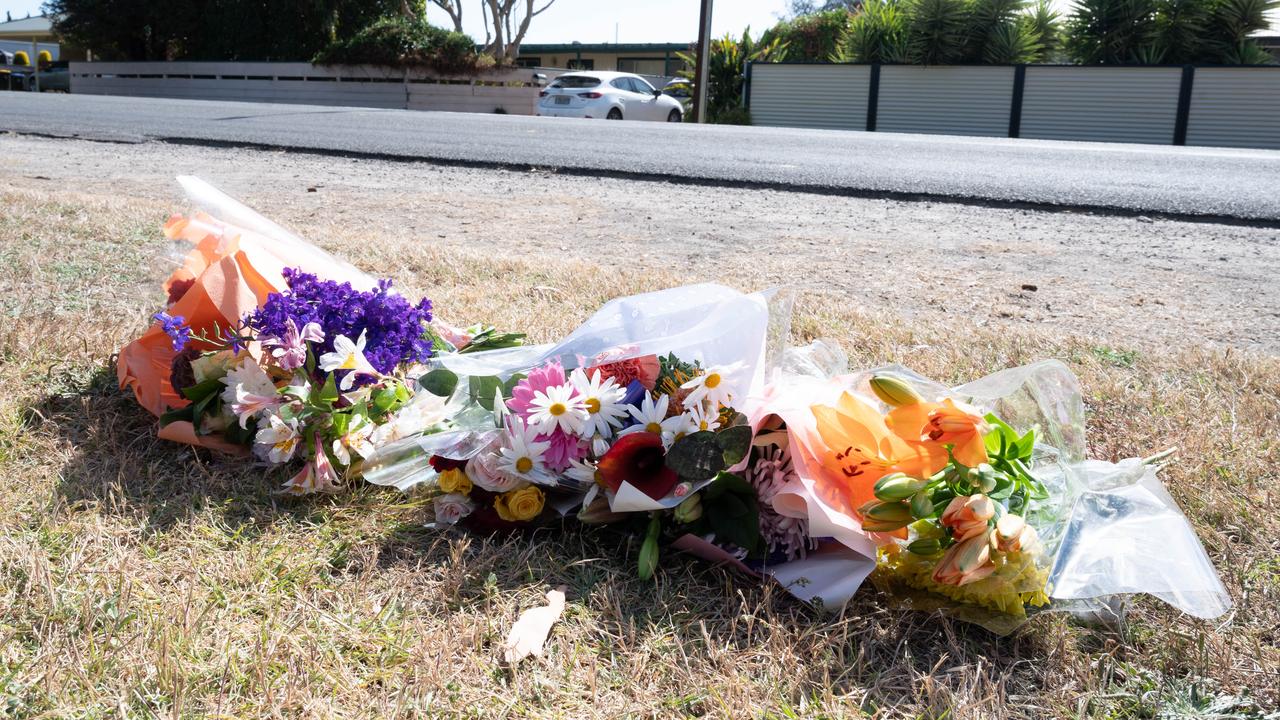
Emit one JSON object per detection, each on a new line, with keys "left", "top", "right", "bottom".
{"left": 495, "top": 485, "right": 545, "bottom": 522}
{"left": 438, "top": 468, "right": 472, "bottom": 495}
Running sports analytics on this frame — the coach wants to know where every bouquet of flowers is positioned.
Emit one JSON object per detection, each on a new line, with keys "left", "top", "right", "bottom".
{"left": 120, "top": 178, "right": 1230, "bottom": 634}
{"left": 758, "top": 358, "right": 1231, "bottom": 632}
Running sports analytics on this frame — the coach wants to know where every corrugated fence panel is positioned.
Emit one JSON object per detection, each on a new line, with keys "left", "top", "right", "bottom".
{"left": 1186, "top": 68, "right": 1280, "bottom": 150}
{"left": 1021, "top": 67, "right": 1182, "bottom": 144}
{"left": 877, "top": 66, "right": 1014, "bottom": 137}
{"left": 750, "top": 64, "right": 868, "bottom": 131}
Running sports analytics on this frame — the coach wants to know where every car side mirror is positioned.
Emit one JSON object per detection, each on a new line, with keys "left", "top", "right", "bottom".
{"left": 653, "top": 89, "right": 662, "bottom": 97}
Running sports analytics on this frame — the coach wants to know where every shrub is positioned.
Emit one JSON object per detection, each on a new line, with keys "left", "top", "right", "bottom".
{"left": 842, "top": 0, "right": 912, "bottom": 62}
{"left": 764, "top": 9, "right": 854, "bottom": 61}
{"left": 313, "top": 16, "right": 483, "bottom": 73}
{"left": 677, "top": 29, "right": 783, "bottom": 124}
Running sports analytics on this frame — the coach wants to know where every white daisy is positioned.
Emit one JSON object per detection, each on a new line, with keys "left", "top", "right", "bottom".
{"left": 565, "top": 458, "right": 601, "bottom": 488}
{"left": 527, "top": 383, "right": 589, "bottom": 436}
{"left": 497, "top": 419, "right": 555, "bottom": 485}
{"left": 680, "top": 362, "right": 745, "bottom": 410}
{"left": 685, "top": 402, "right": 722, "bottom": 433}
{"left": 569, "top": 368, "right": 628, "bottom": 438}
{"left": 318, "top": 331, "right": 380, "bottom": 390}
{"left": 254, "top": 413, "right": 300, "bottom": 464}
{"left": 618, "top": 393, "right": 688, "bottom": 448}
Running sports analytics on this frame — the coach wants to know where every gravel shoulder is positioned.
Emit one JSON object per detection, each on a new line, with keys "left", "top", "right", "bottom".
{"left": 2, "top": 134, "right": 1277, "bottom": 354}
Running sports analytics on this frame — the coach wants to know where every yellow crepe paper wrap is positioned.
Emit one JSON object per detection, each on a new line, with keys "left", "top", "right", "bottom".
{"left": 877, "top": 543, "right": 1051, "bottom": 621}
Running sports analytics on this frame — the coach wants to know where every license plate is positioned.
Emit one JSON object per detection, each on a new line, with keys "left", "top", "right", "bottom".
{"left": 555, "top": 95, "right": 571, "bottom": 105}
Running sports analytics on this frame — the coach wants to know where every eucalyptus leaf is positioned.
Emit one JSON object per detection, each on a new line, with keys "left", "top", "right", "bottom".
{"left": 419, "top": 367, "right": 459, "bottom": 397}
{"left": 716, "top": 425, "right": 753, "bottom": 467}
{"left": 665, "top": 431, "right": 725, "bottom": 480}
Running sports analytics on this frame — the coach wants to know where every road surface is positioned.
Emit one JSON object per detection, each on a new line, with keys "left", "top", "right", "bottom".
{"left": 4, "top": 92, "right": 1280, "bottom": 223}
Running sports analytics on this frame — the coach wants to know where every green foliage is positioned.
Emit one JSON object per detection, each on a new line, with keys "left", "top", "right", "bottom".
{"left": 983, "top": 20, "right": 1044, "bottom": 63}
{"left": 1065, "top": 0, "right": 1160, "bottom": 63}
{"left": 1021, "top": 0, "right": 1063, "bottom": 58}
{"left": 677, "top": 29, "right": 783, "bottom": 124}
{"left": 906, "top": 0, "right": 970, "bottom": 64}
{"left": 1063, "top": 0, "right": 1275, "bottom": 64}
{"left": 764, "top": 9, "right": 855, "bottom": 61}
{"left": 313, "top": 16, "right": 481, "bottom": 72}
{"left": 47, "top": 0, "right": 415, "bottom": 61}
{"left": 842, "top": 0, "right": 913, "bottom": 62}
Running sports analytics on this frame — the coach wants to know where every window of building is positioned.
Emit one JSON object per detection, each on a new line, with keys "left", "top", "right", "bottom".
{"left": 514, "top": 56, "right": 542, "bottom": 68}
{"left": 566, "top": 58, "right": 594, "bottom": 70}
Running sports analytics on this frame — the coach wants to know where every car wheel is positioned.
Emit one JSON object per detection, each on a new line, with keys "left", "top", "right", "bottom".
{"left": 667, "top": 109, "right": 682, "bottom": 123}
{"left": 606, "top": 108, "right": 623, "bottom": 120}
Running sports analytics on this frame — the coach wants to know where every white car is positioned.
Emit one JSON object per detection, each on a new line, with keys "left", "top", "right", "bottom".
{"left": 537, "top": 71, "right": 684, "bottom": 122}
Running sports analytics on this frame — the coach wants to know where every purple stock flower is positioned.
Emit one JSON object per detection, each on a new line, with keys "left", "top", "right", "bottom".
{"left": 153, "top": 311, "right": 191, "bottom": 352}
{"left": 244, "top": 269, "right": 434, "bottom": 377}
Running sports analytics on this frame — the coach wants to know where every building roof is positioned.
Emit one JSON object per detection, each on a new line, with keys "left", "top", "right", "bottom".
{"left": 0, "top": 15, "right": 56, "bottom": 40}
{"left": 518, "top": 42, "right": 689, "bottom": 55}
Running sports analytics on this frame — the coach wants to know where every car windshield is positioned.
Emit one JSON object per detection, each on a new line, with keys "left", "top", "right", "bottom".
{"left": 551, "top": 75, "right": 601, "bottom": 89}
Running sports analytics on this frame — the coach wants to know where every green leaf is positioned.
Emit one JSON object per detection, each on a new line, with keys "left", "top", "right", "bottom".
{"left": 1018, "top": 428, "right": 1036, "bottom": 460}
{"left": 372, "top": 387, "right": 397, "bottom": 414}
{"left": 318, "top": 373, "right": 340, "bottom": 404}
{"left": 664, "top": 431, "right": 725, "bottom": 480}
{"left": 637, "top": 513, "right": 662, "bottom": 580}
{"left": 716, "top": 425, "right": 753, "bottom": 467}
{"left": 703, "top": 470, "right": 754, "bottom": 500}
{"left": 180, "top": 377, "right": 224, "bottom": 403}
{"left": 469, "top": 376, "right": 503, "bottom": 411}
{"left": 159, "top": 405, "right": 194, "bottom": 427}
{"left": 331, "top": 412, "right": 351, "bottom": 437}
{"left": 419, "top": 367, "right": 458, "bottom": 397}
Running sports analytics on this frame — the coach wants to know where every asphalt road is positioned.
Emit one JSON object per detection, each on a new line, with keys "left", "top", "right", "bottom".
{"left": 5, "top": 92, "right": 1280, "bottom": 222}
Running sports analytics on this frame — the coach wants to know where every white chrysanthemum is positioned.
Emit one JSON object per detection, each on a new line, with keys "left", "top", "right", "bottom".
{"left": 497, "top": 419, "right": 555, "bottom": 485}
{"left": 618, "top": 393, "right": 688, "bottom": 448}
{"left": 680, "top": 362, "right": 745, "bottom": 410}
{"left": 254, "top": 413, "right": 300, "bottom": 464}
{"left": 221, "top": 357, "right": 277, "bottom": 404}
{"left": 527, "top": 383, "right": 589, "bottom": 436}
{"left": 569, "top": 368, "right": 628, "bottom": 438}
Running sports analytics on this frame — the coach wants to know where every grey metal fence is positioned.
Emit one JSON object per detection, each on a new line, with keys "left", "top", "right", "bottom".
{"left": 746, "top": 62, "right": 1280, "bottom": 150}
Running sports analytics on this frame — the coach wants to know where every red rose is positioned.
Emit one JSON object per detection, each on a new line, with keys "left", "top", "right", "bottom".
{"left": 597, "top": 432, "right": 679, "bottom": 501}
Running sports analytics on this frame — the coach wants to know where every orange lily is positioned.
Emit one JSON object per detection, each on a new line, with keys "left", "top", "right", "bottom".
{"left": 887, "top": 398, "right": 990, "bottom": 468}
{"left": 810, "top": 391, "right": 948, "bottom": 512}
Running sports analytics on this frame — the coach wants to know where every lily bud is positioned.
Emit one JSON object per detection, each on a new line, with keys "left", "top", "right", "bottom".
{"left": 874, "top": 472, "right": 926, "bottom": 501}
{"left": 910, "top": 491, "right": 934, "bottom": 518}
{"left": 673, "top": 493, "right": 703, "bottom": 523}
{"left": 994, "top": 513, "right": 1040, "bottom": 554}
{"left": 906, "top": 537, "right": 942, "bottom": 556}
{"left": 862, "top": 501, "right": 914, "bottom": 532}
{"left": 869, "top": 374, "right": 925, "bottom": 408}
{"left": 940, "top": 494, "right": 996, "bottom": 541}
{"left": 932, "top": 534, "right": 996, "bottom": 586}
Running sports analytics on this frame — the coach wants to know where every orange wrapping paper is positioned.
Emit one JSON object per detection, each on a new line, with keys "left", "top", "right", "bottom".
{"left": 118, "top": 205, "right": 371, "bottom": 451}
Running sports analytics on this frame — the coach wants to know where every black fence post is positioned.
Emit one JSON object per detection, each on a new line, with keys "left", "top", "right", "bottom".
{"left": 866, "top": 63, "right": 880, "bottom": 132}
{"left": 1008, "top": 65, "right": 1026, "bottom": 138}
{"left": 743, "top": 60, "right": 753, "bottom": 112}
{"left": 1173, "top": 65, "right": 1195, "bottom": 146}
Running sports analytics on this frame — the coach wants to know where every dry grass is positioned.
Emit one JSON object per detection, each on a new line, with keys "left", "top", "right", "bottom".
{"left": 1, "top": 187, "right": 1277, "bottom": 719}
